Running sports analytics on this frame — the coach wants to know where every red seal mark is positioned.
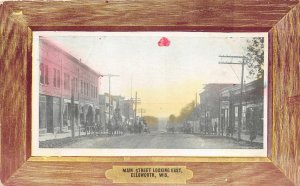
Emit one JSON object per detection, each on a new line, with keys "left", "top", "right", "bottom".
{"left": 158, "top": 37, "right": 170, "bottom": 47}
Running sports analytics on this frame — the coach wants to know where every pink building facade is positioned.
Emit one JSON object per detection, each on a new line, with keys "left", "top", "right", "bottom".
{"left": 39, "top": 38, "right": 101, "bottom": 134}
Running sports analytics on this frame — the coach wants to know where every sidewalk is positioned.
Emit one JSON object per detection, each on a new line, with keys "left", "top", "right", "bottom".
{"left": 39, "top": 131, "right": 132, "bottom": 148}
{"left": 39, "top": 129, "right": 101, "bottom": 142}
{"left": 39, "top": 129, "right": 109, "bottom": 148}
{"left": 193, "top": 131, "right": 263, "bottom": 147}
{"left": 39, "top": 131, "right": 73, "bottom": 142}
{"left": 231, "top": 131, "right": 263, "bottom": 144}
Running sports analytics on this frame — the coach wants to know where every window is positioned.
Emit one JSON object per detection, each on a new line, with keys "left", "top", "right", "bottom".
{"left": 90, "top": 85, "right": 92, "bottom": 97}
{"left": 71, "top": 77, "right": 74, "bottom": 91}
{"left": 64, "top": 73, "right": 70, "bottom": 90}
{"left": 86, "top": 82, "right": 88, "bottom": 96}
{"left": 53, "top": 68, "right": 60, "bottom": 88}
{"left": 40, "top": 63, "right": 44, "bottom": 84}
{"left": 96, "top": 87, "right": 98, "bottom": 97}
{"left": 83, "top": 82, "right": 85, "bottom": 95}
{"left": 81, "top": 80, "right": 83, "bottom": 94}
{"left": 57, "top": 70, "right": 60, "bottom": 88}
{"left": 91, "top": 85, "right": 94, "bottom": 97}
{"left": 53, "top": 69, "right": 56, "bottom": 87}
{"left": 75, "top": 78, "right": 78, "bottom": 92}
{"left": 40, "top": 63, "right": 49, "bottom": 85}
{"left": 64, "top": 73, "right": 67, "bottom": 89}
{"left": 45, "top": 65, "right": 49, "bottom": 84}
{"left": 67, "top": 74, "right": 69, "bottom": 90}
{"left": 94, "top": 87, "right": 96, "bottom": 98}
{"left": 235, "top": 106, "right": 239, "bottom": 117}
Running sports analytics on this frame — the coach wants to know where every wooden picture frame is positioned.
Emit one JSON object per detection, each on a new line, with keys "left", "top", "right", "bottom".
{"left": 0, "top": 1, "right": 299, "bottom": 185}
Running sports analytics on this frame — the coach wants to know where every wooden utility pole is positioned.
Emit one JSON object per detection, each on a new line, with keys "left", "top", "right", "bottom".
{"left": 71, "top": 78, "right": 75, "bottom": 138}
{"left": 219, "top": 55, "right": 247, "bottom": 141}
{"left": 135, "top": 92, "right": 137, "bottom": 123}
{"left": 102, "top": 74, "right": 119, "bottom": 130}
{"left": 133, "top": 91, "right": 141, "bottom": 124}
{"left": 60, "top": 58, "right": 63, "bottom": 133}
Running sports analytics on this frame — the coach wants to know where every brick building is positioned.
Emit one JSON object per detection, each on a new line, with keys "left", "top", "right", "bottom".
{"left": 39, "top": 38, "right": 101, "bottom": 134}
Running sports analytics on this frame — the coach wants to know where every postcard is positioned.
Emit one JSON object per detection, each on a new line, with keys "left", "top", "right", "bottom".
{"left": 32, "top": 32, "right": 268, "bottom": 156}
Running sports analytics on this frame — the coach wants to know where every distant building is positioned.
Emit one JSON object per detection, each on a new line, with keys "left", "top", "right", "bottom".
{"left": 121, "top": 99, "right": 134, "bottom": 122}
{"left": 112, "top": 95, "right": 126, "bottom": 122}
{"left": 39, "top": 38, "right": 101, "bottom": 134}
{"left": 99, "top": 94, "right": 133, "bottom": 130}
{"left": 98, "top": 94, "right": 109, "bottom": 129}
{"left": 199, "top": 84, "right": 234, "bottom": 134}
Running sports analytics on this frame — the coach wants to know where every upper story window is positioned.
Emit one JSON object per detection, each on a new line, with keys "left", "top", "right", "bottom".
{"left": 64, "top": 73, "right": 70, "bottom": 90}
{"left": 96, "top": 87, "right": 98, "bottom": 98}
{"left": 87, "top": 83, "right": 89, "bottom": 97}
{"left": 53, "top": 68, "right": 61, "bottom": 88}
{"left": 84, "top": 82, "right": 87, "bottom": 96}
{"left": 53, "top": 69, "right": 56, "bottom": 87}
{"left": 40, "top": 63, "right": 49, "bottom": 85}
{"left": 81, "top": 80, "right": 83, "bottom": 94}
{"left": 57, "top": 70, "right": 60, "bottom": 88}
{"left": 75, "top": 78, "right": 78, "bottom": 93}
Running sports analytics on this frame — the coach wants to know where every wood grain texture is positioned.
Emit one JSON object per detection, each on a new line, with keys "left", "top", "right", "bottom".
{"left": 5, "top": 161, "right": 294, "bottom": 186}
{"left": 0, "top": 3, "right": 31, "bottom": 183}
{"left": 272, "top": 3, "right": 300, "bottom": 185}
{"left": 3, "top": 0, "right": 299, "bottom": 31}
{"left": 268, "top": 31, "right": 274, "bottom": 159}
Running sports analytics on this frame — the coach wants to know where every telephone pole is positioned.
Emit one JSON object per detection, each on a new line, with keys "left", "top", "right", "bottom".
{"left": 71, "top": 78, "right": 75, "bottom": 138}
{"left": 102, "top": 74, "right": 120, "bottom": 131}
{"left": 133, "top": 91, "right": 141, "bottom": 124}
{"left": 219, "top": 55, "right": 247, "bottom": 141}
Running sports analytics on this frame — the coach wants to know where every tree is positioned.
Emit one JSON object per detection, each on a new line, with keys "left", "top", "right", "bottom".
{"left": 143, "top": 115, "right": 159, "bottom": 129}
{"left": 167, "top": 114, "right": 177, "bottom": 133}
{"left": 167, "top": 101, "right": 196, "bottom": 133}
{"left": 176, "top": 101, "right": 195, "bottom": 123}
{"left": 168, "top": 114, "right": 176, "bottom": 124}
{"left": 245, "top": 37, "right": 264, "bottom": 80}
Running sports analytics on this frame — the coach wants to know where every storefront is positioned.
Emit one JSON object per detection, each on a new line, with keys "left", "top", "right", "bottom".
{"left": 39, "top": 95, "right": 61, "bottom": 134}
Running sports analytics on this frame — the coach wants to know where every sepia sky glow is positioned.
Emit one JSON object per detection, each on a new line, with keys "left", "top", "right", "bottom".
{"left": 38, "top": 32, "right": 266, "bottom": 118}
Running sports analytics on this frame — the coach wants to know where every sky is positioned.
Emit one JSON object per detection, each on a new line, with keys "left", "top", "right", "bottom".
{"left": 38, "top": 32, "right": 265, "bottom": 118}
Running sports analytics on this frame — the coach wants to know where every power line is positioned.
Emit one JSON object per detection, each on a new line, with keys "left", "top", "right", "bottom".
{"left": 134, "top": 91, "right": 142, "bottom": 124}
{"left": 229, "top": 64, "right": 240, "bottom": 81}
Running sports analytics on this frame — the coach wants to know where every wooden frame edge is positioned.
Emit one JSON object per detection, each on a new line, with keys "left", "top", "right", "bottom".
{"left": 27, "top": 156, "right": 272, "bottom": 163}
{"left": 1, "top": 1, "right": 299, "bottom": 185}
